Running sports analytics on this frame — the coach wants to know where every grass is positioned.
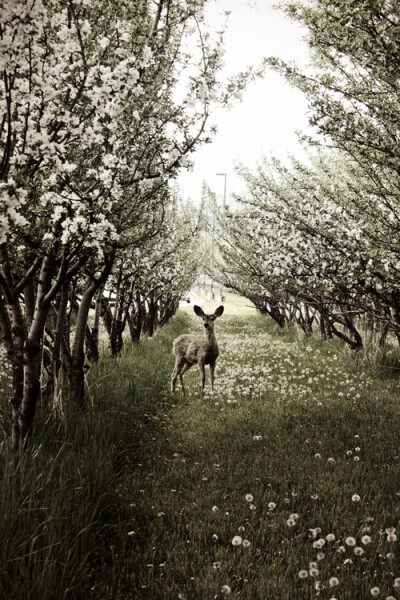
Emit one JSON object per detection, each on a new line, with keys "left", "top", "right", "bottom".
{"left": 1, "top": 301, "right": 400, "bottom": 599}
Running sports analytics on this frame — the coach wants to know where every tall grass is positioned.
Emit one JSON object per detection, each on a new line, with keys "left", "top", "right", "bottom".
{"left": 1, "top": 307, "right": 400, "bottom": 599}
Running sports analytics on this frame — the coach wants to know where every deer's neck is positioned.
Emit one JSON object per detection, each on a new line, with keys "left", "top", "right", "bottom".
{"left": 205, "top": 328, "right": 218, "bottom": 347}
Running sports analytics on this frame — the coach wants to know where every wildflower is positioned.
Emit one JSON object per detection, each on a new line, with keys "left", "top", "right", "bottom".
{"left": 313, "top": 539, "right": 326, "bottom": 549}
{"left": 212, "top": 534, "right": 218, "bottom": 541}
{"left": 212, "top": 506, "right": 218, "bottom": 512}
{"left": 370, "top": 588, "right": 380, "bottom": 597}
{"left": 354, "top": 547, "right": 364, "bottom": 556}
{"left": 231, "top": 536, "right": 242, "bottom": 546}
{"left": 387, "top": 552, "right": 394, "bottom": 560}
{"left": 221, "top": 585, "right": 231, "bottom": 595}
{"left": 362, "top": 535, "right": 372, "bottom": 545}
{"left": 317, "top": 552, "right": 325, "bottom": 560}
{"left": 268, "top": 502, "right": 276, "bottom": 510}
{"left": 326, "top": 533, "right": 336, "bottom": 542}
{"left": 354, "top": 456, "right": 360, "bottom": 462}
{"left": 287, "top": 518, "right": 296, "bottom": 527}
{"left": 329, "top": 577, "right": 340, "bottom": 587}
{"left": 238, "top": 526, "right": 245, "bottom": 532}
{"left": 309, "top": 527, "right": 321, "bottom": 539}
{"left": 387, "top": 533, "right": 397, "bottom": 543}
{"left": 327, "top": 457, "right": 335, "bottom": 463}
{"left": 309, "top": 562, "right": 318, "bottom": 569}
{"left": 290, "top": 513, "right": 299, "bottom": 520}
{"left": 309, "top": 567, "right": 319, "bottom": 577}
{"left": 355, "top": 446, "right": 361, "bottom": 452}
{"left": 337, "top": 545, "right": 346, "bottom": 554}
{"left": 386, "top": 596, "right": 396, "bottom": 600}
{"left": 345, "top": 537, "right": 356, "bottom": 547}
{"left": 386, "top": 527, "right": 396, "bottom": 535}
{"left": 298, "top": 570, "right": 308, "bottom": 579}
{"left": 311, "top": 494, "right": 319, "bottom": 500}
{"left": 343, "top": 558, "right": 353, "bottom": 566}
{"left": 245, "top": 494, "right": 253, "bottom": 503}
{"left": 315, "top": 581, "right": 324, "bottom": 591}
{"left": 393, "top": 578, "right": 400, "bottom": 589}
{"left": 314, "top": 453, "right": 321, "bottom": 458}
{"left": 213, "top": 562, "right": 221, "bottom": 569}
{"left": 352, "top": 494, "right": 361, "bottom": 502}
{"left": 242, "top": 539, "right": 251, "bottom": 548}
{"left": 346, "top": 450, "right": 353, "bottom": 456}
{"left": 249, "top": 503, "right": 256, "bottom": 511}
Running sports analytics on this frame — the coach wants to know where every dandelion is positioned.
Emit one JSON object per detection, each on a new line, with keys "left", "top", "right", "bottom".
{"left": 352, "top": 494, "right": 361, "bottom": 502}
{"left": 329, "top": 577, "right": 340, "bottom": 587}
{"left": 315, "top": 581, "right": 324, "bottom": 591}
{"left": 298, "top": 570, "right": 308, "bottom": 579}
{"left": 313, "top": 539, "right": 326, "bottom": 549}
{"left": 309, "top": 567, "right": 319, "bottom": 577}
{"left": 387, "top": 552, "right": 394, "bottom": 560}
{"left": 387, "top": 533, "right": 397, "bottom": 542}
{"left": 268, "top": 502, "right": 276, "bottom": 510}
{"left": 386, "top": 527, "right": 396, "bottom": 535}
{"left": 314, "top": 453, "right": 321, "bottom": 458}
{"left": 354, "top": 456, "right": 360, "bottom": 462}
{"left": 287, "top": 518, "right": 296, "bottom": 527}
{"left": 327, "top": 457, "right": 335, "bottom": 463}
{"left": 213, "top": 561, "right": 221, "bottom": 569}
{"left": 249, "top": 503, "right": 256, "bottom": 511}
{"left": 343, "top": 558, "right": 353, "bottom": 566}
{"left": 362, "top": 535, "right": 372, "bottom": 545}
{"left": 326, "top": 533, "right": 336, "bottom": 542}
{"left": 221, "top": 585, "right": 231, "bottom": 595}
{"left": 393, "top": 578, "right": 400, "bottom": 589}
{"left": 309, "top": 527, "right": 321, "bottom": 539}
{"left": 355, "top": 446, "right": 361, "bottom": 452}
{"left": 212, "top": 534, "right": 218, "bottom": 541}
{"left": 212, "top": 506, "right": 218, "bottom": 512}
{"left": 242, "top": 539, "right": 251, "bottom": 548}
{"left": 238, "top": 526, "right": 245, "bottom": 532}
{"left": 370, "top": 588, "right": 380, "bottom": 597}
{"left": 345, "top": 537, "right": 356, "bottom": 547}
{"left": 317, "top": 552, "right": 325, "bottom": 560}
{"left": 386, "top": 596, "right": 396, "bottom": 600}
{"left": 346, "top": 450, "right": 353, "bottom": 456}
{"left": 245, "top": 494, "right": 253, "bottom": 503}
{"left": 337, "top": 545, "right": 346, "bottom": 554}
{"left": 309, "top": 562, "right": 318, "bottom": 569}
{"left": 231, "top": 535, "right": 242, "bottom": 547}
{"left": 354, "top": 547, "right": 364, "bottom": 556}
{"left": 311, "top": 493, "right": 319, "bottom": 500}
{"left": 290, "top": 513, "right": 299, "bottom": 520}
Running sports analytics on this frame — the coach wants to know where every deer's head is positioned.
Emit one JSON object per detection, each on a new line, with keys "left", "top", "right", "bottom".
{"left": 194, "top": 305, "right": 224, "bottom": 333}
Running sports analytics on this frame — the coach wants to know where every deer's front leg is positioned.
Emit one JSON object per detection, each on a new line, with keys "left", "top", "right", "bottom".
{"left": 210, "top": 361, "right": 216, "bottom": 391}
{"left": 198, "top": 361, "right": 206, "bottom": 395}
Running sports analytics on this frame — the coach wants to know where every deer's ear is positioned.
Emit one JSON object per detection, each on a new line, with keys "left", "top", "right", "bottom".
{"left": 194, "top": 305, "right": 205, "bottom": 317}
{"left": 214, "top": 305, "right": 224, "bottom": 318}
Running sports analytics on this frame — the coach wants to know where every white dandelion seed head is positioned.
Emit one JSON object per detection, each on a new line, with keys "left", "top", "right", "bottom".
{"left": 362, "top": 535, "right": 372, "bottom": 545}
{"left": 387, "top": 533, "right": 397, "bottom": 543}
{"left": 212, "top": 534, "right": 218, "bottom": 541}
{"left": 329, "top": 577, "right": 340, "bottom": 587}
{"left": 345, "top": 537, "right": 356, "bottom": 547}
{"left": 343, "top": 558, "right": 353, "bottom": 566}
{"left": 238, "top": 526, "right": 245, "bottom": 532}
{"left": 326, "top": 533, "right": 336, "bottom": 542}
{"left": 221, "top": 584, "right": 231, "bottom": 595}
{"left": 309, "top": 567, "right": 319, "bottom": 577}
{"left": 231, "top": 535, "right": 242, "bottom": 546}
{"left": 393, "top": 577, "right": 400, "bottom": 589}
{"left": 352, "top": 494, "right": 361, "bottom": 502}
{"left": 354, "top": 547, "right": 364, "bottom": 556}
{"left": 287, "top": 518, "right": 296, "bottom": 527}
{"left": 245, "top": 494, "right": 253, "bottom": 503}
{"left": 327, "top": 457, "right": 335, "bottom": 463}
{"left": 212, "top": 505, "right": 218, "bottom": 512}
{"left": 337, "top": 545, "right": 346, "bottom": 554}
{"left": 317, "top": 552, "right": 325, "bottom": 560}
{"left": 242, "top": 539, "right": 251, "bottom": 548}
{"left": 370, "top": 587, "right": 380, "bottom": 597}
{"left": 298, "top": 569, "right": 308, "bottom": 579}
{"left": 386, "top": 527, "right": 396, "bottom": 535}
{"left": 213, "top": 561, "right": 221, "bottom": 569}
{"left": 268, "top": 502, "right": 276, "bottom": 510}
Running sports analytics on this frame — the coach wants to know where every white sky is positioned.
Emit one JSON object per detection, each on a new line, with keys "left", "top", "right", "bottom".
{"left": 177, "top": 0, "right": 312, "bottom": 204}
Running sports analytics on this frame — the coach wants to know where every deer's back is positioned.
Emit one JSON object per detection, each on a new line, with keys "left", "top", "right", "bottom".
{"left": 173, "top": 334, "right": 219, "bottom": 365}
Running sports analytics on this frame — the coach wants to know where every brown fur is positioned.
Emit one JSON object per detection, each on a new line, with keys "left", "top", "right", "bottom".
{"left": 171, "top": 305, "right": 224, "bottom": 395}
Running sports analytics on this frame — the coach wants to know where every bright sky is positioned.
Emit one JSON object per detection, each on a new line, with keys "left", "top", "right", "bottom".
{"left": 177, "top": 0, "right": 311, "bottom": 205}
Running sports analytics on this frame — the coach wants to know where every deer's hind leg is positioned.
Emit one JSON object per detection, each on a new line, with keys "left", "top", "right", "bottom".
{"left": 179, "top": 360, "right": 193, "bottom": 395}
{"left": 171, "top": 356, "right": 185, "bottom": 393}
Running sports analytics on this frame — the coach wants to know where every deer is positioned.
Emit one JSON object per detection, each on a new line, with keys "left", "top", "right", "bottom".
{"left": 171, "top": 304, "right": 224, "bottom": 395}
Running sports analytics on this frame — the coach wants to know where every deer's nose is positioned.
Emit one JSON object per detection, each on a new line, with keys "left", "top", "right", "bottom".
{"left": 204, "top": 323, "right": 209, "bottom": 328}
